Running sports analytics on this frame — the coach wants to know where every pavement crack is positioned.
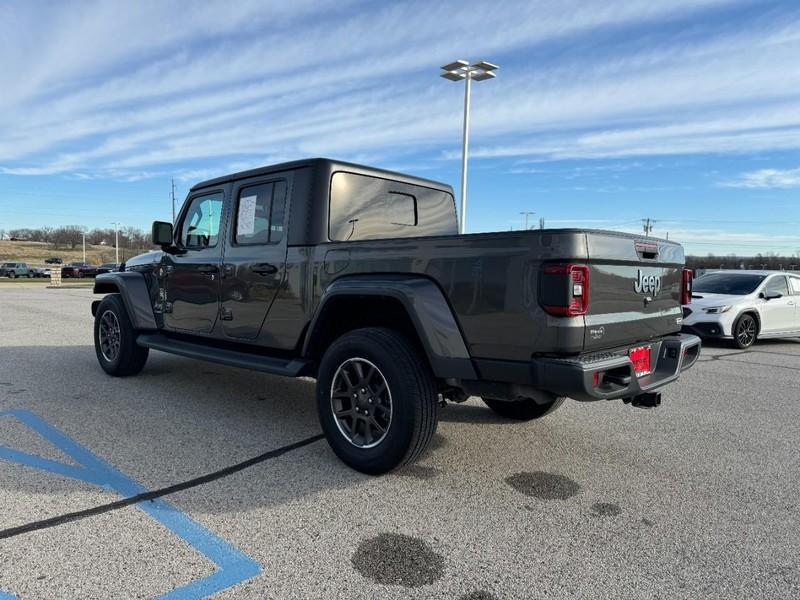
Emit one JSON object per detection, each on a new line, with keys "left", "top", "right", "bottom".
{"left": 0, "top": 432, "right": 324, "bottom": 541}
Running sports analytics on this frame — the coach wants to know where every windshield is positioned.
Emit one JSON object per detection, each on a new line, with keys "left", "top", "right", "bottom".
{"left": 2, "top": 263, "right": 14, "bottom": 267}
{"left": 693, "top": 273, "right": 766, "bottom": 295}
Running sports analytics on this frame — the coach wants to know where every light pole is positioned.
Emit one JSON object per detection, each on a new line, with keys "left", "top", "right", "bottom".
{"left": 111, "top": 222, "right": 120, "bottom": 264}
{"left": 520, "top": 211, "right": 535, "bottom": 230}
{"left": 441, "top": 59, "right": 498, "bottom": 234}
{"left": 81, "top": 230, "right": 86, "bottom": 263}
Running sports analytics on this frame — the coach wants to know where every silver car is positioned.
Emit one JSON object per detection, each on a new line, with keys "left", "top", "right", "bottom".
{"left": 0, "top": 262, "right": 32, "bottom": 278}
{"left": 682, "top": 271, "right": 800, "bottom": 348}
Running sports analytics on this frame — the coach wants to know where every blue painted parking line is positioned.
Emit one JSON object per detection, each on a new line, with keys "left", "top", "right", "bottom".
{"left": 0, "top": 410, "right": 262, "bottom": 599}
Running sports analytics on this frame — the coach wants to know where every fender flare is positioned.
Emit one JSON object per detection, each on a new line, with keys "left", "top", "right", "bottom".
{"left": 92, "top": 272, "right": 158, "bottom": 330}
{"left": 303, "top": 275, "right": 476, "bottom": 380}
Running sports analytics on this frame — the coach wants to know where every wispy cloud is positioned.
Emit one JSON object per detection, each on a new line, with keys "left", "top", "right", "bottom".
{"left": 721, "top": 166, "right": 800, "bottom": 188}
{"left": 4, "top": 0, "right": 791, "bottom": 180}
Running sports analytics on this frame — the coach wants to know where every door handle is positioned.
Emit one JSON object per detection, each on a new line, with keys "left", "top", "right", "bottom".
{"left": 197, "top": 264, "right": 218, "bottom": 275}
{"left": 250, "top": 263, "right": 278, "bottom": 275}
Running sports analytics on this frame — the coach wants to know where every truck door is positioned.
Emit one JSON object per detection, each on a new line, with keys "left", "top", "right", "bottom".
{"left": 759, "top": 275, "right": 794, "bottom": 333}
{"left": 219, "top": 176, "right": 289, "bottom": 340}
{"left": 163, "top": 189, "right": 225, "bottom": 334}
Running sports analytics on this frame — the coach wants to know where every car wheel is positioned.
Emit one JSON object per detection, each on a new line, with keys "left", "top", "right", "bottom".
{"left": 316, "top": 327, "right": 439, "bottom": 475}
{"left": 78, "top": 271, "right": 85, "bottom": 279}
{"left": 482, "top": 396, "right": 565, "bottom": 420}
{"left": 732, "top": 313, "right": 757, "bottom": 349}
{"left": 93, "top": 294, "right": 149, "bottom": 376}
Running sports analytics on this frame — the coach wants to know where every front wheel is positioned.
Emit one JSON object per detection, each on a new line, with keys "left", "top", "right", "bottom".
{"left": 316, "top": 327, "right": 439, "bottom": 475}
{"left": 732, "top": 313, "right": 757, "bottom": 349}
{"left": 93, "top": 294, "right": 149, "bottom": 376}
{"left": 482, "top": 396, "right": 565, "bottom": 420}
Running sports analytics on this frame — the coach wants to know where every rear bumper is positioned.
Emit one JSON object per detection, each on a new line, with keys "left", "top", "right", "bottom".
{"left": 474, "top": 333, "right": 701, "bottom": 402}
{"left": 681, "top": 323, "right": 729, "bottom": 339}
{"left": 533, "top": 333, "right": 701, "bottom": 401}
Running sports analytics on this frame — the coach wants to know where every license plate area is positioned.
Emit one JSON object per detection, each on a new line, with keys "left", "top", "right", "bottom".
{"left": 629, "top": 345, "right": 652, "bottom": 377}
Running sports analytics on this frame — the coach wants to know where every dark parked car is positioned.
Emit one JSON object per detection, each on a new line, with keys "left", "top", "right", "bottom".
{"left": 96, "top": 263, "right": 122, "bottom": 275}
{"left": 62, "top": 262, "right": 97, "bottom": 278}
{"left": 92, "top": 158, "right": 700, "bottom": 474}
{"left": 44, "top": 257, "right": 63, "bottom": 264}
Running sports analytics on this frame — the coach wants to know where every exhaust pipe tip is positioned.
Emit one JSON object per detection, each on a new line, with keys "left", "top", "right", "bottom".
{"left": 623, "top": 392, "right": 662, "bottom": 409}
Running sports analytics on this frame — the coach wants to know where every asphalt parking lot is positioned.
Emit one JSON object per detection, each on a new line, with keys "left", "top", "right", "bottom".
{"left": 1, "top": 284, "right": 798, "bottom": 599}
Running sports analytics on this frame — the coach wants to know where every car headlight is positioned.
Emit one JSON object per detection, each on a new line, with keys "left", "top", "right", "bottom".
{"left": 704, "top": 305, "right": 732, "bottom": 314}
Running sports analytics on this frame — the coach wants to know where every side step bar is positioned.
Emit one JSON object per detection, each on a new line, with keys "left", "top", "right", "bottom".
{"left": 136, "top": 333, "right": 311, "bottom": 377}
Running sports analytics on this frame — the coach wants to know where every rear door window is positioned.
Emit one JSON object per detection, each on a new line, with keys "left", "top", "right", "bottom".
{"left": 234, "top": 179, "right": 287, "bottom": 245}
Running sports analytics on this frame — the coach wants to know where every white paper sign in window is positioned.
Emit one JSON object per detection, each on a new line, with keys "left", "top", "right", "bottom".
{"left": 237, "top": 195, "right": 258, "bottom": 236}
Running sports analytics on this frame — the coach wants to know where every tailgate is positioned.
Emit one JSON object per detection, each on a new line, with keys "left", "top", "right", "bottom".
{"left": 583, "top": 232, "right": 685, "bottom": 351}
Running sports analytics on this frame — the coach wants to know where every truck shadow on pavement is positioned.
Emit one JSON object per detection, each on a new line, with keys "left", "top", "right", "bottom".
{"left": 0, "top": 345, "right": 368, "bottom": 515}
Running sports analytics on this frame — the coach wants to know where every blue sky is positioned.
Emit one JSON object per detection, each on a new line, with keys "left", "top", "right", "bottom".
{"left": 1, "top": 0, "right": 799, "bottom": 256}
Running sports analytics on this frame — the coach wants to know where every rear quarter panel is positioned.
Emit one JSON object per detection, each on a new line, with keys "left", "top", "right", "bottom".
{"left": 312, "top": 231, "right": 589, "bottom": 361}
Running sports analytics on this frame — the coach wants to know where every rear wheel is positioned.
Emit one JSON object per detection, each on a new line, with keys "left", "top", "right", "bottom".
{"left": 317, "top": 327, "right": 439, "bottom": 475}
{"left": 93, "top": 294, "right": 149, "bottom": 376}
{"left": 482, "top": 396, "right": 565, "bottom": 420}
{"left": 732, "top": 313, "right": 757, "bottom": 349}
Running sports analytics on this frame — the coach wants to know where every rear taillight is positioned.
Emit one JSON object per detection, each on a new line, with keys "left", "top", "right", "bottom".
{"left": 681, "top": 268, "right": 693, "bottom": 305}
{"left": 541, "top": 264, "right": 590, "bottom": 317}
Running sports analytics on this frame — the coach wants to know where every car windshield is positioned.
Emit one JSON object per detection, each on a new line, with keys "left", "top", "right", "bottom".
{"left": 693, "top": 273, "right": 767, "bottom": 295}
{"left": 2, "top": 263, "right": 14, "bottom": 267}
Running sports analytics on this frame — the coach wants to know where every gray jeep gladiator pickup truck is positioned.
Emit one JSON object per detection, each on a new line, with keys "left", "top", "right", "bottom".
{"left": 91, "top": 158, "right": 700, "bottom": 474}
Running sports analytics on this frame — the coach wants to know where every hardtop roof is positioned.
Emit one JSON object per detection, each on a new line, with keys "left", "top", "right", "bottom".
{"left": 190, "top": 157, "right": 452, "bottom": 193}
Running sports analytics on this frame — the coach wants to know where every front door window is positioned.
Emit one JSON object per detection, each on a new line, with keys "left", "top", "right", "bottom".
{"left": 181, "top": 193, "right": 223, "bottom": 249}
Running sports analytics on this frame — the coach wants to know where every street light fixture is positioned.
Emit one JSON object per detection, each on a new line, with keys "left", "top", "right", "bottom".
{"left": 519, "top": 211, "right": 535, "bottom": 230}
{"left": 440, "top": 59, "right": 498, "bottom": 234}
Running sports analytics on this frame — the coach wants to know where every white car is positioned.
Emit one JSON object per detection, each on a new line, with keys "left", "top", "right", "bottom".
{"left": 682, "top": 271, "right": 800, "bottom": 349}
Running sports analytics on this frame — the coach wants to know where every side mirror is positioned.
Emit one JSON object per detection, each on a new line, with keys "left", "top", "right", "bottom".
{"left": 761, "top": 291, "right": 782, "bottom": 300}
{"left": 152, "top": 221, "right": 174, "bottom": 247}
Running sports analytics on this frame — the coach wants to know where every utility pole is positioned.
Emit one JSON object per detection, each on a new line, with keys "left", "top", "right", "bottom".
{"left": 111, "top": 222, "right": 120, "bottom": 264}
{"left": 171, "top": 179, "right": 177, "bottom": 224}
{"left": 539, "top": 217, "right": 545, "bottom": 230}
{"left": 642, "top": 218, "right": 656, "bottom": 237}
{"left": 82, "top": 230, "right": 86, "bottom": 263}
{"left": 519, "top": 211, "right": 535, "bottom": 230}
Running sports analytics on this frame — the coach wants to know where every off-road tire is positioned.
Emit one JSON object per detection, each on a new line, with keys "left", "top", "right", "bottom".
{"left": 732, "top": 313, "right": 758, "bottom": 350}
{"left": 93, "top": 294, "right": 149, "bottom": 376}
{"left": 482, "top": 396, "right": 566, "bottom": 420}
{"left": 317, "top": 327, "right": 439, "bottom": 475}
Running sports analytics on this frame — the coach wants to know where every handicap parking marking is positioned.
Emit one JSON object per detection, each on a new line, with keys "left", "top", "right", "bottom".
{"left": 0, "top": 409, "right": 262, "bottom": 599}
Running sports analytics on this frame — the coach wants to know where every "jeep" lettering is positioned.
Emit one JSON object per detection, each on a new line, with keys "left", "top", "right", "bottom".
{"left": 634, "top": 269, "right": 661, "bottom": 295}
